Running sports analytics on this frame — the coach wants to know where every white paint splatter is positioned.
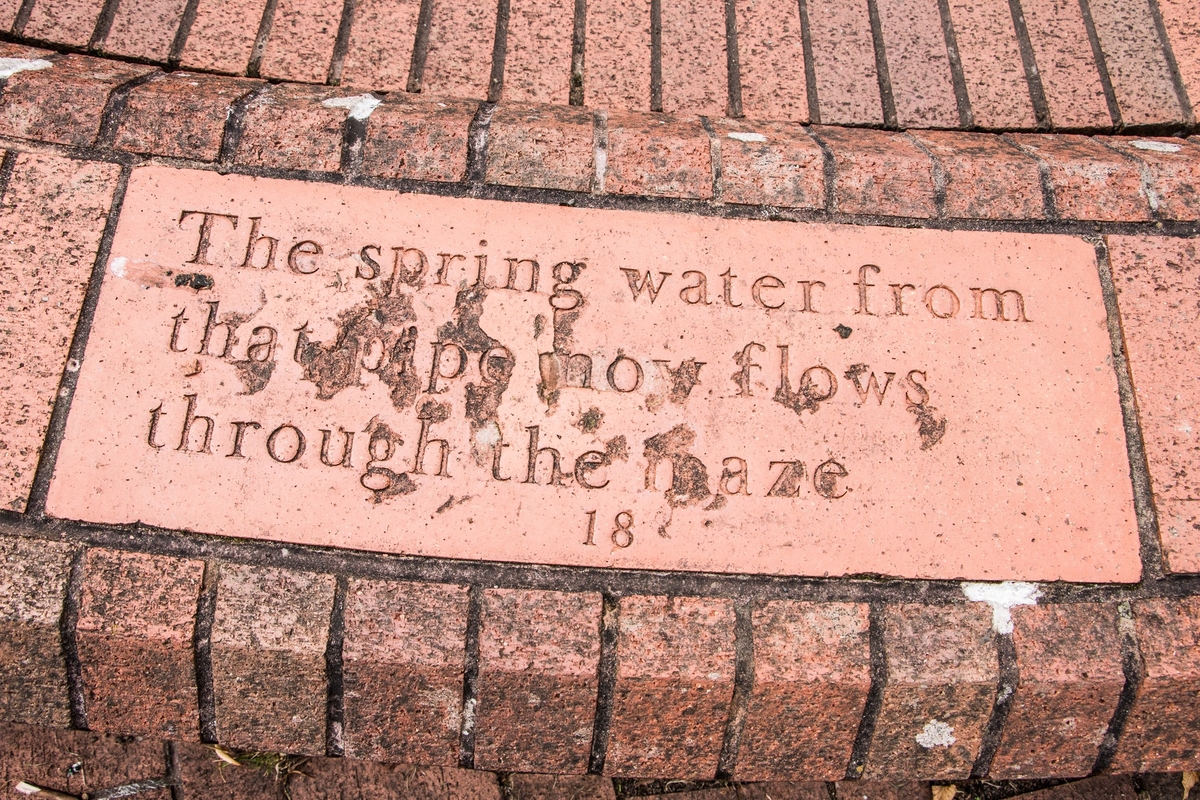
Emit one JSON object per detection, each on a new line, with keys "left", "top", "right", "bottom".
{"left": 475, "top": 422, "right": 501, "bottom": 448}
{"left": 962, "top": 581, "right": 1041, "bottom": 634}
{"left": 109, "top": 256, "right": 128, "bottom": 278}
{"left": 916, "top": 719, "right": 956, "bottom": 748}
{"left": 728, "top": 131, "right": 768, "bottom": 143}
{"left": 321, "top": 93, "right": 382, "bottom": 121}
{"left": 1131, "top": 139, "right": 1182, "bottom": 153}
{"left": 0, "top": 58, "right": 52, "bottom": 80}
{"left": 460, "top": 697, "right": 477, "bottom": 737}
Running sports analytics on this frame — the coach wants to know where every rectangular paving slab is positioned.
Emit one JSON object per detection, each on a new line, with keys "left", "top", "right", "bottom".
{"left": 45, "top": 166, "right": 1138, "bottom": 581}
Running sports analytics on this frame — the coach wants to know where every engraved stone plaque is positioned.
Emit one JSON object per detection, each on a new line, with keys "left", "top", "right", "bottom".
{"left": 48, "top": 167, "right": 1140, "bottom": 580}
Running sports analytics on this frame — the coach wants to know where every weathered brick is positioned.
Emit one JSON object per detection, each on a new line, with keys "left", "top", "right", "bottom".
{"left": 1020, "top": 0, "right": 1111, "bottom": 129}
{"left": 805, "top": 0, "right": 882, "bottom": 125}
{"left": 179, "top": 0, "right": 267, "bottom": 74}
{"left": 289, "top": 757, "right": 502, "bottom": 800}
{"left": 475, "top": 588, "right": 602, "bottom": 773}
{"left": 101, "top": 0, "right": 189, "bottom": 62}
{"left": 341, "top": 578, "right": 467, "bottom": 764}
{"left": 486, "top": 103, "right": 594, "bottom": 192}
{"left": 0, "top": 152, "right": 120, "bottom": 511}
{"left": 605, "top": 595, "right": 735, "bottom": 779}
{"left": 234, "top": 83, "right": 354, "bottom": 172}
{"left": 865, "top": 604, "right": 997, "bottom": 780}
{"left": 0, "top": 536, "right": 73, "bottom": 726}
{"left": 0, "top": 55, "right": 158, "bottom": 147}
{"left": 909, "top": 130, "right": 1044, "bottom": 219}
{"left": 1159, "top": 0, "right": 1200, "bottom": 112}
{"left": 23, "top": 0, "right": 105, "bottom": 48}
{"left": 713, "top": 119, "right": 824, "bottom": 208}
{"left": 339, "top": 0, "right": 421, "bottom": 91}
{"left": 0, "top": 721, "right": 170, "bottom": 798}
{"left": 258, "top": 0, "right": 342, "bottom": 84}
{"left": 421, "top": 0, "right": 497, "bottom": 99}
{"left": 1156, "top": 502, "right": 1200, "bottom": 574}
{"left": 815, "top": 126, "right": 936, "bottom": 218}
{"left": 834, "top": 782, "right": 930, "bottom": 800}
{"left": 174, "top": 741, "right": 285, "bottom": 799}
{"left": 660, "top": 0, "right": 727, "bottom": 116}
{"left": 508, "top": 773, "right": 617, "bottom": 800}
{"left": 211, "top": 563, "right": 335, "bottom": 755}
{"left": 504, "top": 0, "right": 574, "bottom": 104}
{"left": 583, "top": 0, "right": 651, "bottom": 110}
{"left": 113, "top": 72, "right": 263, "bottom": 161}
{"left": 875, "top": 0, "right": 960, "bottom": 128}
{"left": 988, "top": 604, "right": 1123, "bottom": 778}
{"left": 1086, "top": 0, "right": 1187, "bottom": 127}
{"left": 1009, "top": 134, "right": 1150, "bottom": 221}
{"left": 1104, "top": 136, "right": 1200, "bottom": 221}
{"left": 947, "top": 0, "right": 1036, "bottom": 129}
{"left": 1017, "top": 776, "right": 1138, "bottom": 799}
{"left": 360, "top": 95, "right": 475, "bottom": 183}
{"left": 739, "top": 784, "right": 829, "bottom": 800}
{"left": 1111, "top": 597, "right": 1200, "bottom": 772}
{"left": 604, "top": 111, "right": 712, "bottom": 199}
{"left": 77, "top": 549, "right": 204, "bottom": 740}
{"left": 735, "top": 0, "right": 808, "bottom": 122}
{"left": 736, "top": 601, "right": 870, "bottom": 781}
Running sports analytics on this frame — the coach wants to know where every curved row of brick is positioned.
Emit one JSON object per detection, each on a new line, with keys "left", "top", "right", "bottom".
{"left": 1, "top": 533, "right": 1198, "bottom": 782}
{"left": 0, "top": 0, "right": 1198, "bottom": 132}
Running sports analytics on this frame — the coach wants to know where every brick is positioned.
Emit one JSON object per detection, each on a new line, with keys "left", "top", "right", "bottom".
{"left": 583, "top": 0, "right": 651, "bottom": 110}
{"left": 486, "top": 102, "right": 594, "bottom": 192}
{"left": 875, "top": 0, "right": 960, "bottom": 128}
{"left": 234, "top": 83, "right": 354, "bottom": 172}
{"left": 0, "top": 54, "right": 158, "bottom": 147}
{"left": 76, "top": 549, "right": 204, "bottom": 740}
{"left": 341, "top": 578, "right": 468, "bottom": 764}
{"left": 101, "top": 0, "right": 189, "bottom": 62}
{"left": 179, "top": 0, "right": 267, "bottom": 74}
{"left": 988, "top": 604, "right": 1123, "bottom": 778}
{"left": 508, "top": 773, "right": 617, "bottom": 800}
{"left": 1159, "top": 0, "right": 1200, "bottom": 112}
{"left": 174, "top": 741, "right": 285, "bottom": 799}
{"left": 1009, "top": 134, "right": 1150, "bottom": 221}
{"left": 735, "top": 0, "right": 808, "bottom": 122}
{"left": 661, "top": 0, "right": 728, "bottom": 116}
{"left": 865, "top": 604, "right": 997, "bottom": 780}
{"left": 713, "top": 119, "right": 823, "bottom": 208}
{"left": 1017, "top": 776, "right": 1138, "bottom": 799}
{"left": 24, "top": 0, "right": 106, "bottom": 47}
{"left": 113, "top": 72, "right": 263, "bottom": 161}
{"left": 736, "top": 602, "right": 870, "bottom": 781}
{"left": 1020, "top": 0, "right": 1111, "bottom": 129}
{"left": 211, "top": 563, "right": 335, "bottom": 755}
{"left": 0, "top": 152, "right": 120, "bottom": 511}
{"left": 0, "top": 42, "right": 55, "bottom": 60}
{"left": 0, "top": 721, "right": 170, "bottom": 798}
{"left": 805, "top": 0, "right": 882, "bottom": 125}
{"left": 339, "top": 0, "right": 421, "bottom": 91}
{"left": 815, "top": 126, "right": 936, "bottom": 218}
{"left": 604, "top": 111, "right": 712, "bottom": 199}
{"left": 1086, "top": 0, "right": 1186, "bottom": 127}
{"left": 1156, "top": 502, "right": 1200, "bottom": 574}
{"left": 834, "top": 783, "right": 930, "bottom": 800}
{"left": 605, "top": 595, "right": 735, "bottom": 778}
{"left": 258, "top": 0, "right": 342, "bottom": 84}
{"left": 289, "top": 757, "right": 502, "bottom": 800}
{"left": 739, "top": 784, "right": 829, "bottom": 800}
{"left": 0, "top": 0, "right": 18, "bottom": 28}
{"left": 475, "top": 588, "right": 602, "bottom": 773}
{"left": 1104, "top": 136, "right": 1200, "bottom": 221}
{"left": 422, "top": 0, "right": 497, "bottom": 99}
{"left": 908, "top": 130, "right": 1044, "bottom": 219}
{"left": 642, "top": 791, "right": 736, "bottom": 800}
{"left": 504, "top": 0, "right": 574, "bottom": 104}
{"left": 0, "top": 536, "right": 73, "bottom": 725}
{"left": 947, "top": 0, "right": 1036, "bottom": 129}
{"left": 1111, "top": 597, "right": 1200, "bottom": 772}
{"left": 360, "top": 95, "right": 475, "bottom": 183}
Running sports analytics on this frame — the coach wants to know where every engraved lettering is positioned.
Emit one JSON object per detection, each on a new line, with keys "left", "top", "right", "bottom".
{"left": 606, "top": 354, "right": 644, "bottom": 393}
{"left": 266, "top": 424, "right": 306, "bottom": 463}
{"left": 924, "top": 284, "right": 960, "bottom": 319}
{"left": 524, "top": 425, "right": 568, "bottom": 486}
{"left": 288, "top": 240, "right": 322, "bottom": 275}
{"left": 239, "top": 217, "right": 278, "bottom": 270}
{"left": 612, "top": 511, "right": 634, "bottom": 548}
{"left": 147, "top": 404, "right": 166, "bottom": 449}
{"left": 228, "top": 420, "right": 261, "bottom": 458}
{"left": 845, "top": 364, "right": 895, "bottom": 405}
{"left": 319, "top": 428, "right": 354, "bottom": 467}
{"left": 435, "top": 253, "right": 464, "bottom": 285}
{"left": 720, "top": 268, "right": 742, "bottom": 307}
{"left": 413, "top": 401, "right": 451, "bottom": 476}
{"left": 814, "top": 459, "right": 850, "bottom": 499}
{"left": 856, "top": 265, "right": 880, "bottom": 315}
{"left": 504, "top": 258, "right": 540, "bottom": 292}
{"left": 890, "top": 283, "right": 916, "bottom": 315}
{"left": 620, "top": 268, "right": 670, "bottom": 303}
{"left": 732, "top": 342, "right": 765, "bottom": 397}
{"left": 680, "top": 270, "right": 713, "bottom": 305}
{"left": 426, "top": 341, "right": 467, "bottom": 393}
{"left": 971, "top": 287, "right": 1029, "bottom": 322}
{"left": 358, "top": 245, "right": 382, "bottom": 279}
{"left": 169, "top": 309, "right": 189, "bottom": 352}
{"left": 751, "top": 275, "right": 785, "bottom": 309}
{"left": 574, "top": 451, "right": 611, "bottom": 489}
{"left": 797, "top": 280, "right": 824, "bottom": 312}
{"left": 180, "top": 210, "right": 238, "bottom": 265}
{"left": 719, "top": 456, "right": 749, "bottom": 495}
{"left": 176, "top": 394, "right": 214, "bottom": 453}
{"left": 767, "top": 460, "right": 807, "bottom": 497}
{"left": 392, "top": 247, "right": 428, "bottom": 288}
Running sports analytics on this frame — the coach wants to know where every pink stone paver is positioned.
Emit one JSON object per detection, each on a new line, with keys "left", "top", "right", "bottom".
{"left": 734, "top": 0, "right": 808, "bottom": 122}
{"left": 339, "top": 0, "right": 421, "bottom": 91}
{"left": 875, "top": 0, "right": 960, "bottom": 128}
{"left": 23, "top": 0, "right": 105, "bottom": 48}
{"left": 179, "top": 0, "right": 267, "bottom": 74}
{"left": 1158, "top": 0, "right": 1200, "bottom": 113}
{"left": 947, "top": 0, "right": 1036, "bottom": 129}
{"left": 660, "top": 0, "right": 728, "bottom": 116}
{"left": 503, "top": 0, "right": 574, "bottom": 104}
{"left": 45, "top": 165, "right": 1139, "bottom": 581}
{"left": 0, "top": 0, "right": 18, "bottom": 30}
{"left": 1086, "top": 0, "right": 1186, "bottom": 127}
{"left": 422, "top": 0, "right": 497, "bottom": 99}
{"left": 258, "top": 0, "right": 342, "bottom": 84}
{"left": 1020, "top": 0, "right": 1111, "bottom": 129}
{"left": 805, "top": 0, "right": 882, "bottom": 125}
{"left": 101, "top": 0, "right": 189, "bottom": 61}
{"left": 583, "top": 0, "right": 651, "bottom": 110}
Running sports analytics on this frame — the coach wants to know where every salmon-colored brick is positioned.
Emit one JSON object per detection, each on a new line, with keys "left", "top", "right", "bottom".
{"left": 735, "top": 0, "right": 808, "bottom": 122}
{"left": 1009, "top": 134, "right": 1149, "bottom": 221}
{"left": 504, "top": 0, "right": 574, "bottom": 104}
{"left": 834, "top": 782, "right": 930, "bottom": 800}
{"left": 234, "top": 83, "right": 354, "bottom": 172}
{"left": 211, "top": 563, "right": 335, "bottom": 755}
{"left": 1104, "top": 136, "right": 1200, "bottom": 221}
{"left": 816, "top": 126, "right": 936, "bottom": 218}
{"left": 1112, "top": 597, "right": 1200, "bottom": 772}
{"left": 1156, "top": 502, "right": 1200, "bottom": 574}
{"left": 1086, "top": 0, "right": 1186, "bottom": 127}
{"left": 0, "top": 536, "right": 73, "bottom": 726}
{"left": 77, "top": 549, "right": 204, "bottom": 740}
{"left": 1020, "top": 0, "right": 1111, "bottom": 129}
{"left": 947, "top": 0, "right": 1036, "bottom": 129}
{"left": 475, "top": 589, "right": 602, "bottom": 774}
{"left": 604, "top": 111, "right": 712, "bottom": 199}
{"left": 909, "top": 130, "right": 1044, "bottom": 219}
{"left": 422, "top": 0, "right": 497, "bottom": 99}
{"left": 0, "top": 55, "right": 157, "bottom": 147}
{"left": 605, "top": 595, "right": 735, "bottom": 779}
{"left": 0, "top": 0, "right": 18, "bottom": 29}
{"left": 875, "top": 0, "right": 960, "bottom": 128}
{"left": 805, "top": 0, "right": 882, "bottom": 125}
{"left": 865, "top": 603, "right": 997, "bottom": 780}
{"left": 1158, "top": 0, "right": 1200, "bottom": 112}
{"left": 341, "top": 578, "right": 468, "bottom": 764}
{"left": 23, "top": 0, "right": 105, "bottom": 48}
{"left": 736, "top": 602, "right": 870, "bottom": 781}
{"left": 179, "top": 0, "right": 267, "bottom": 74}
{"left": 0, "top": 722, "right": 172, "bottom": 798}
{"left": 360, "top": 95, "right": 475, "bottom": 183}
{"left": 113, "top": 72, "right": 263, "bottom": 161}
{"left": 0, "top": 42, "right": 55, "bottom": 60}
{"left": 711, "top": 118, "right": 824, "bottom": 208}
{"left": 486, "top": 103, "right": 594, "bottom": 192}
{"left": 100, "top": 0, "right": 189, "bottom": 61}
{"left": 660, "top": 0, "right": 727, "bottom": 116}
{"left": 174, "top": 740, "right": 286, "bottom": 798}
{"left": 258, "top": 0, "right": 343, "bottom": 84}
{"left": 989, "top": 604, "right": 1123, "bottom": 778}
{"left": 508, "top": 774, "right": 617, "bottom": 800}
{"left": 583, "top": 0, "right": 651, "bottom": 111}
{"left": 289, "top": 758, "right": 503, "bottom": 800}
{"left": 0, "top": 152, "right": 119, "bottom": 511}
{"left": 339, "top": 0, "right": 421, "bottom": 91}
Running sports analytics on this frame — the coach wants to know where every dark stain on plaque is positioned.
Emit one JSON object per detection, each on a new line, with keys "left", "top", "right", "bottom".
{"left": 174, "top": 272, "right": 214, "bottom": 290}
{"left": 360, "top": 418, "right": 417, "bottom": 504}
{"left": 655, "top": 358, "right": 705, "bottom": 405}
{"left": 774, "top": 365, "right": 838, "bottom": 417}
{"left": 577, "top": 407, "right": 604, "bottom": 433}
{"left": 908, "top": 402, "right": 948, "bottom": 450}
{"left": 643, "top": 425, "right": 712, "bottom": 509}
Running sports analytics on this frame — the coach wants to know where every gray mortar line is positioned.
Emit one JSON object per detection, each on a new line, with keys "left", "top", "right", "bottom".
{"left": 723, "top": 0, "right": 743, "bottom": 119}
{"left": 649, "top": 0, "right": 662, "bottom": 112}
{"left": 194, "top": 561, "right": 219, "bottom": 743}
{"left": 325, "top": 0, "right": 357, "bottom": 86}
{"left": 11, "top": 0, "right": 37, "bottom": 36}
{"left": 61, "top": 545, "right": 88, "bottom": 730}
{"left": 0, "top": 150, "right": 17, "bottom": 203}
{"left": 1092, "top": 600, "right": 1143, "bottom": 772}
{"left": 587, "top": 593, "right": 619, "bottom": 774}
{"left": 970, "top": 632, "right": 1019, "bottom": 778}
{"left": 905, "top": 132, "right": 947, "bottom": 219}
{"left": 1003, "top": 134, "right": 1059, "bottom": 220}
{"left": 1007, "top": 0, "right": 1051, "bottom": 131}
{"left": 844, "top": 602, "right": 886, "bottom": 779}
{"left": 570, "top": 0, "right": 586, "bottom": 106}
{"left": 166, "top": 740, "right": 183, "bottom": 800}
{"left": 338, "top": 97, "right": 375, "bottom": 179}
{"left": 218, "top": 83, "right": 271, "bottom": 167}
{"left": 458, "top": 585, "right": 484, "bottom": 769}
{"left": 406, "top": 0, "right": 435, "bottom": 93}
{"left": 95, "top": 70, "right": 162, "bottom": 149}
{"left": 325, "top": 575, "right": 348, "bottom": 756}
{"left": 246, "top": 0, "right": 280, "bottom": 78}
{"left": 701, "top": 115, "right": 722, "bottom": 203}
{"left": 1145, "top": 0, "right": 1194, "bottom": 129}
{"left": 803, "top": 126, "right": 838, "bottom": 215}
{"left": 865, "top": 0, "right": 897, "bottom": 130}
{"left": 88, "top": 0, "right": 121, "bottom": 52}
{"left": 715, "top": 597, "right": 754, "bottom": 779}
{"left": 1075, "top": 0, "right": 1122, "bottom": 131}
{"left": 936, "top": 0, "right": 973, "bottom": 129}
{"left": 795, "top": 0, "right": 819, "bottom": 124}
{"left": 465, "top": 101, "right": 496, "bottom": 186}
{"left": 167, "top": 0, "right": 201, "bottom": 67}
{"left": 487, "top": 0, "right": 510, "bottom": 104}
